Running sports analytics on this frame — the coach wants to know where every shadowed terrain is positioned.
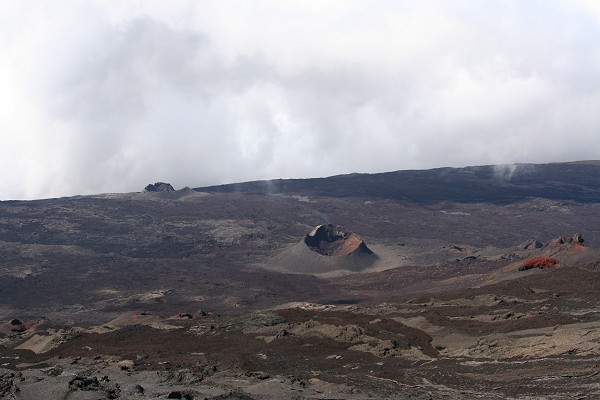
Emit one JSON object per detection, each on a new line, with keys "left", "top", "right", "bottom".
{"left": 196, "top": 160, "right": 600, "bottom": 204}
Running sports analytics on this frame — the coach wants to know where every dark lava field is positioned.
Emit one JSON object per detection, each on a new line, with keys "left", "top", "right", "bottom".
{"left": 2, "top": 161, "right": 600, "bottom": 399}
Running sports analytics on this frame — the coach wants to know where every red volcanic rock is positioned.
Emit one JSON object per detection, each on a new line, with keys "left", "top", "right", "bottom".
{"left": 7, "top": 318, "right": 26, "bottom": 333}
{"left": 572, "top": 244, "right": 588, "bottom": 252}
{"left": 519, "top": 256, "right": 559, "bottom": 271}
{"left": 304, "top": 224, "right": 373, "bottom": 257}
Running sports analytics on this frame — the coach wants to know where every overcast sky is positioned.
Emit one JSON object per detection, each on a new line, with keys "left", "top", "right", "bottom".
{"left": 1, "top": 1, "right": 600, "bottom": 199}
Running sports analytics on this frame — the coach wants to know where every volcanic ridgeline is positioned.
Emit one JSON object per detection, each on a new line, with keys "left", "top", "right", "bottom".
{"left": 270, "top": 224, "right": 377, "bottom": 274}
{"left": 194, "top": 160, "right": 600, "bottom": 204}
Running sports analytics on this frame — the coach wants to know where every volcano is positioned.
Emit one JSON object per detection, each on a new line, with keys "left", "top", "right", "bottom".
{"left": 268, "top": 224, "right": 378, "bottom": 274}
{"left": 304, "top": 224, "right": 373, "bottom": 256}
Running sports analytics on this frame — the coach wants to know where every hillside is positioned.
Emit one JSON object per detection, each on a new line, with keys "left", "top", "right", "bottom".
{"left": 196, "top": 161, "right": 600, "bottom": 204}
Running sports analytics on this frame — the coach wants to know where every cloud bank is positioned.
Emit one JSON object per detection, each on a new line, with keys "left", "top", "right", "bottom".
{"left": 1, "top": 0, "right": 600, "bottom": 199}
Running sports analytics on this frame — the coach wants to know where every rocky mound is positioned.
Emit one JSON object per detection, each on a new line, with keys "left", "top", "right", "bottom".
{"left": 304, "top": 224, "right": 373, "bottom": 256}
{"left": 143, "top": 182, "right": 175, "bottom": 192}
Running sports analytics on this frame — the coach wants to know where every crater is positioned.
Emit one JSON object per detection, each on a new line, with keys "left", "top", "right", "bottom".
{"left": 304, "top": 224, "right": 373, "bottom": 257}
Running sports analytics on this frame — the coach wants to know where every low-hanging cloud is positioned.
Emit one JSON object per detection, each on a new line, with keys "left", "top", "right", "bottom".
{"left": 1, "top": 0, "right": 599, "bottom": 199}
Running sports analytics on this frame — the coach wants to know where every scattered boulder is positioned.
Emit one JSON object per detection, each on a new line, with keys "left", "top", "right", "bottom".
{"left": 304, "top": 224, "right": 373, "bottom": 256}
{"left": 68, "top": 374, "right": 121, "bottom": 398}
{"left": 143, "top": 182, "right": 175, "bottom": 192}
{"left": 0, "top": 370, "right": 21, "bottom": 399}
{"left": 163, "top": 364, "right": 216, "bottom": 385}
{"left": 519, "top": 256, "right": 559, "bottom": 271}
{"left": 209, "top": 392, "right": 258, "bottom": 400}
{"left": 245, "top": 370, "right": 271, "bottom": 380}
{"left": 275, "top": 329, "right": 289, "bottom": 339}
{"left": 69, "top": 376, "right": 100, "bottom": 391}
{"left": 118, "top": 359, "right": 135, "bottom": 371}
{"left": 130, "top": 384, "right": 144, "bottom": 394}
{"left": 443, "top": 244, "right": 465, "bottom": 252}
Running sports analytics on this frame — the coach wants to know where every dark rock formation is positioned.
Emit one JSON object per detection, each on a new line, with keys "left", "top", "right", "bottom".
{"left": 569, "top": 233, "right": 585, "bottom": 244}
{"left": 304, "top": 224, "right": 373, "bottom": 256}
{"left": 143, "top": 182, "right": 175, "bottom": 192}
{"left": 543, "top": 234, "right": 586, "bottom": 249}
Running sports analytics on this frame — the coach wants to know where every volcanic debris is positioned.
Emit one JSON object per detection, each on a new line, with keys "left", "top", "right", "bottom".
{"left": 519, "top": 256, "right": 560, "bottom": 271}
{"left": 543, "top": 233, "right": 585, "bottom": 248}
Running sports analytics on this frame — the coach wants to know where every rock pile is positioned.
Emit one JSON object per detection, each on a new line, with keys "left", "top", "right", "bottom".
{"left": 543, "top": 233, "right": 585, "bottom": 248}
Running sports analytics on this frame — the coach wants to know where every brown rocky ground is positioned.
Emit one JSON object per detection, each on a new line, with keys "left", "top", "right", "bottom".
{"left": 2, "top": 266, "right": 600, "bottom": 399}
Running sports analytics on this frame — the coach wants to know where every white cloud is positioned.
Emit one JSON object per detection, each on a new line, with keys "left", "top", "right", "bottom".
{"left": 0, "top": 0, "right": 599, "bottom": 199}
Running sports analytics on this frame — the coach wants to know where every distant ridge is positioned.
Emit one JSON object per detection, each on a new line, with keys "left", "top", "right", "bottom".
{"left": 194, "top": 161, "right": 600, "bottom": 204}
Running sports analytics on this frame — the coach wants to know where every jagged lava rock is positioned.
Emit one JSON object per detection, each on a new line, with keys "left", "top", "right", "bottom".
{"left": 143, "top": 182, "right": 175, "bottom": 192}
{"left": 570, "top": 233, "right": 585, "bottom": 244}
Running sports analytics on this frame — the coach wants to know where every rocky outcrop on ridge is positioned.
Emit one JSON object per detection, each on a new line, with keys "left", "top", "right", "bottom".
{"left": 543, "top": 233, "right": 585, "bottom": 249}
{"left": 143, "top": 182, "right": 175, "bottom": 192}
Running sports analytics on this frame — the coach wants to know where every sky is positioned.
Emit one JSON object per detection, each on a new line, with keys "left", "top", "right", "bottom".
{"left": 1, "top": 0, "right": 600, "bottom": 200}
